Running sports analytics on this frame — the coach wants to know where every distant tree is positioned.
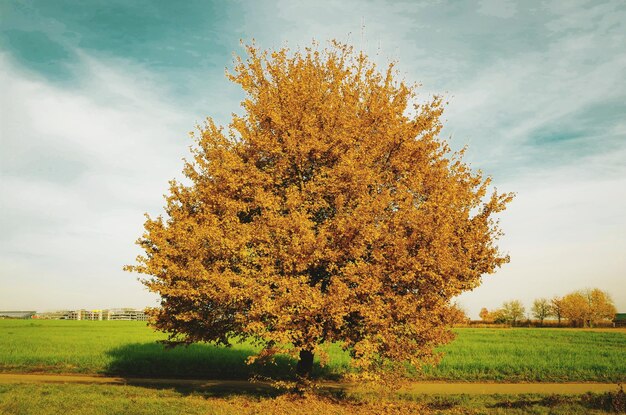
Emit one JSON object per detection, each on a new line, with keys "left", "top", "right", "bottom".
{"left": 531, "top": 298, "right": 552, "bottom": 326}
{"left": 479, "top": 307, "right": 491, "bottom": 322}
{"left": 490, "top": 308, "right": 508, "bottom": 324}
{"left": 561, "top": 292, "right": 588, "bottom": 327}
{"left": 125, "top": 41, "right": 513, "bottom": 380}
{"left": 448, "top": 303, "right": 470, "bottom": 325}
{"left": 561, "top": 289, "right": 616, "bottom": 327}
{"left": 502, "top": 300, "right": 525, "bottom": 326}
{"left": 550, "top": 296, "right": 564, "bottom": 325}
{"left": 584, "top": 289, "right": 616, "bottom": 327}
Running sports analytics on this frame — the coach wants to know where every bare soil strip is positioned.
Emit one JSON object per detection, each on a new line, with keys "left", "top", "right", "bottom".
{"left": 0, "top": 373, "right": 621, "bottom": 395}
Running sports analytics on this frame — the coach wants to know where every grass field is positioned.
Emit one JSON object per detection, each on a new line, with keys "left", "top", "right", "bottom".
{"left": 1, "top": 320, "right": 624, "bottom": 382}
{"left": 1, "top": 383, "right": 624, "bottom": 415}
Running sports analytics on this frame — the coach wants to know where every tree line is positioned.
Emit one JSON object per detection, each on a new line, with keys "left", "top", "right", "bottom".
{"left": 478, "top": 288, "right": 617, "bottom": 327}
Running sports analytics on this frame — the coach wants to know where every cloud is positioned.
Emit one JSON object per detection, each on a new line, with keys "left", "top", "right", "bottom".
{"left": 458, "top": 153, "right": 626, "bottom": 317}
{"left": 478, "top": 0, "right": 518, "bottom": 19}
{"left": 441, "top": 2, "right": 626, "bottom": 178}
{"left": 244, "top": 0, "right": 625, "bottom": 178}
{"left": 1, "top": 0, "right": 625, "bottom": 318}
{"left": 0, "top": 51, "right": 195, "bottom": 310}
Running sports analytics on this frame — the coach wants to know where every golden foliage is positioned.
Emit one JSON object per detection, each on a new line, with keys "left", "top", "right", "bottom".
{"left": 215, "top": 393, "right": 430, "bottom": 415}
{"left": 561, "top": 288, "right": 616, "bottom": 327}
{"left": 126, "top": 41, "right": 512, "bottom": 377}
{"left": 448, "top": 303, "right": 470, "bottom": 325}
{"left": 479, "top": 307, "right": 491, "bottom": 322}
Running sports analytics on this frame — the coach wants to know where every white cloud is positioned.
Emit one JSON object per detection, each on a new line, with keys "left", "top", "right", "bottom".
{"left": 441, "top": 27, "right": 626, "bottom": 180}
{"left": 1, "top": 1, "right": 625, "bottom": 319}
{"left": 459, "top": 151, "right": 626, "bottom": 317}
{"left": 0, "top": 52, "right": 195, "bottom": 310}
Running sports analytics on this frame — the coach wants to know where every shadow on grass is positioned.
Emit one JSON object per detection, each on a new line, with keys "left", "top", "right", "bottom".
{"left": 103, "top": 342, "right": 344, "bottom": 396}
{"left": 105, "top": 342, "right": 277, "bottom": 380}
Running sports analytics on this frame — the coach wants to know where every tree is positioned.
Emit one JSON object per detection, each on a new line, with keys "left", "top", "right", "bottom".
{"left": 490, "top": 308, "right": 509, "bottom": 324}
{"left": 501, "top": 300, "right": 525, "bottom": 326}
{"left": 448, "top": 303, "right": 470, "bottom": 325}
{"left": 561, "top": 288, "right": 616, "bottom": 327}
{"left": 584, "top": 288, "right": 616, "bottom": 327}
{"left": 550, "top": 296, "right": 564, "bottom": 325}
{"left": 561, "top": 291, "right": 588, "bottom": 327}
{"left": 479, "top": 307, "right": 491, "bottom": 322}
{"left": 531, "top": 298, "right": 552, "bottom": 326}
{"left": 125, "top": 41, "right": 512, "bottom": 380}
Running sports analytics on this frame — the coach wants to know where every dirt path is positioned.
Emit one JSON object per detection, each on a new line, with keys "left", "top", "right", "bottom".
{"left": 0, "top": 373, "right": 621, "bottom": 395}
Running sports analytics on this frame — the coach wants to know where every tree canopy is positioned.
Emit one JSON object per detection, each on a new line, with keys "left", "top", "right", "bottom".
{"left": 126, "top": 41, "right": 512, "bottom": 379}
{"left": 560, "top": 289, "right": 616, "bottom": 327}
{"left": 531, "top": 298, "right": 551, "bottom": 325}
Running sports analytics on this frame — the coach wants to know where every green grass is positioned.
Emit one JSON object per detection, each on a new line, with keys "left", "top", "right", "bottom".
{"left": 0, "top": 320, "right": 624, "bottom": 382}
{"left": 422, "top": 328, "right": 626, "bottom": 382}
{"left": 0, "top": 383, "right": 624, "bottom": 415}
{"left": 0, "top": 320, "right": 285, "bottom": 379}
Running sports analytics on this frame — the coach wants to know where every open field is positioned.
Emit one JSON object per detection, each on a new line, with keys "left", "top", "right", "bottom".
{"left": 1, "top": 320, "right": 624, "bottom": 382}
{"left": 2, "top": 321, "right": 625, "bottom": 414}
{"left": 1, "top": 383, "right": 625, "bottom": 415}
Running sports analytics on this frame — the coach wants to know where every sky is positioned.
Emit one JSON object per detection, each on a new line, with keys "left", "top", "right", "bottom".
{"left": 1, "top": 0, "right": 624, "bottom": 318}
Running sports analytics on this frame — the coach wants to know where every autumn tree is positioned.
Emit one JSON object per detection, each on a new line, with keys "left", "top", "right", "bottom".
{"left": 550, "top": 296, "right": 564, "bottom": 325}
{"left": 479, "top": 307, "right": 491, "bottom": 322}
{"left": 584, "top": 289, "right": 616, "bottom": 326}
{"left": 126, "top": 41, "right": 512, "bottom": 380}
{"left": 531, "top": 298, "right": 552, "bottom": 326}
{"left": 501, "top": 300, "right": 525, "bottom": 326}
{"left": 490, "top": 308, "right": 509, "bottom": 324}
{"left": 561, "top": 289, "right": 616, "bottom": 327}
{"left": 561, "top": 292, "right": 588, "bottom": 327}
{"left": 448, "top": 303, "right": 470, "bottom": 325}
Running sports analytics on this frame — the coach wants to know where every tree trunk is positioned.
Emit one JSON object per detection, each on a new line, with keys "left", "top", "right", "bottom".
{"left": 296, "top": 349, "right": 314, "bottom": 379}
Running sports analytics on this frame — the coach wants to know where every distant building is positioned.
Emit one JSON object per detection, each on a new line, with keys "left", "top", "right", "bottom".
{"left": 67, "top": 310, "right": 108, "bottom": 320}
{"left": 0, "top": 311, "right": 36, "bottom": 319}
{"left": 107, "top": 308, "right": 148, "bottom": 321}
{"left": 32, "top": 308, "right": 148, "bottom": 321}
{"left": 614, "top": 313, "right": 626, "bottom": 327}
{"left": 33, "top": 310, "right": 71, "bottom": 319}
